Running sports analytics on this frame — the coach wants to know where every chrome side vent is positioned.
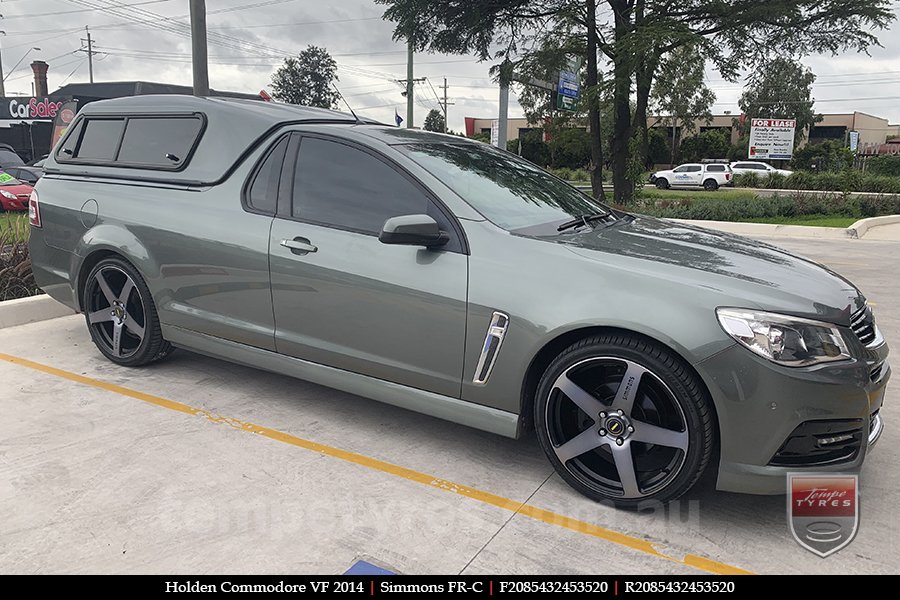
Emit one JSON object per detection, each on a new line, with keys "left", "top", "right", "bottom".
{"left": 850, "top": 305, "right": 877, "bottom": 346}
{"left": 473, "top": 312, "right": 509, "bottom": 385}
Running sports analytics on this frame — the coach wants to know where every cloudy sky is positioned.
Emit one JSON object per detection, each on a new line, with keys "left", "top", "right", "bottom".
{"left": 2, "top": 0, "right": 900, "bottom": 131}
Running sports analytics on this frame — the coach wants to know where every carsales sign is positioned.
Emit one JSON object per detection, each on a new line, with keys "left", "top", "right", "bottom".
{"left": 1, "top": 97, "right": 68, "bottom": 120}
{"left": 749, "top": 118, "right": 797, "bottom": 160}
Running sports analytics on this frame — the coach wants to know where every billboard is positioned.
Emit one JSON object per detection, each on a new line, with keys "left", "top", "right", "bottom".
{"left": 748, "top": 118, "right": 797, "bottom": 160}
{"left": 1, "top": 96, "right": 70, "bottom": 121}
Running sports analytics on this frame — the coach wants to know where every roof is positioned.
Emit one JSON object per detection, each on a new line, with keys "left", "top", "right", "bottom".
{"left": 45, "top": 94, "right": 383, "bottom": 184}
{"left": 54, "top": 81, "right": 261, "bottom": 101}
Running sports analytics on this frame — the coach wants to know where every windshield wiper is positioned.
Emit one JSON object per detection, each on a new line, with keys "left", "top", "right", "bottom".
{"left": 556, "top": 211, "right": 613, "bottom": 232}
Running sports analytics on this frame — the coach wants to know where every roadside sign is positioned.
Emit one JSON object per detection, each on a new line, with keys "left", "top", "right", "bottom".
{"left": 556, "top": 67, "right": 580, "bottom": 113}
{"left": 748, "top": 118, "right": 796, "bottom": 160}
{"left": 849, "top": 130, "right": 860, "bottom": 152}
{"left": 490, "top": 119, "right": 500, "bottom": 147}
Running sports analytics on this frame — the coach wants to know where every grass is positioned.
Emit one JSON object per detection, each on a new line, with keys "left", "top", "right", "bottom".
{"left": 0, "top": 212, "right": 28, "bottom": 237}
{"left": 637, "top": 187, "right": 759, "bottom": 202}
{"left": 741, "top": 215, "right": 857, "bottom": 228}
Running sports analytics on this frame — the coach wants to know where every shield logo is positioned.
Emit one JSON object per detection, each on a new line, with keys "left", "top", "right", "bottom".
{"left": 788, "top": 474, "right": 859, "bottom": 558}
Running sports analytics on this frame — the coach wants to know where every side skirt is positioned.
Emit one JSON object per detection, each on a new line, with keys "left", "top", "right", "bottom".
{"left": 164, "top": 325, "right": 521, "bottom": 438}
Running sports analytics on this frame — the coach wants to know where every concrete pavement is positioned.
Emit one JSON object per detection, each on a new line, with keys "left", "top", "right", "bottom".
{"left": 1, "top": 234, "right": 897, "bottom": 575}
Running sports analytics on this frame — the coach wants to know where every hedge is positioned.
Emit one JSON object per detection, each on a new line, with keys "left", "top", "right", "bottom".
{"left": 629, "top": 191, "right": 900, "bottom": 221}
{"left": 733, "top": 171, "right": 900, "bottom": 194}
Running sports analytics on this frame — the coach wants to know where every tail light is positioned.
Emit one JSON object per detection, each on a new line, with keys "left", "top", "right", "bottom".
{"left": 29, "top": 189, "right": 41, "bottom": 228}
{"left": 725, "top": 173, "right": 731, "bottom": 180}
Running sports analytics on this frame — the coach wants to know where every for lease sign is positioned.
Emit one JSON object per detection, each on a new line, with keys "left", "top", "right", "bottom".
{"left": 748, "top": 118, "right": 796, "bottom": 160}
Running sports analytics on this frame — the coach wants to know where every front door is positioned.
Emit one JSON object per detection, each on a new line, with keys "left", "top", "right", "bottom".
{"left": 269, "top": 134, "right": 468, "bottom": 398}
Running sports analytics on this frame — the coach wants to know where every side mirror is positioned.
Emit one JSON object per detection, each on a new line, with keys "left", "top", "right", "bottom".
{"left": 379, "top": 214, "right": 450, "bottom": 248}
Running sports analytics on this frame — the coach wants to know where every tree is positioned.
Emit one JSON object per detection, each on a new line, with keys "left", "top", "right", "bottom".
{"left": 548, "top": 128, "right": 591, "bottom": 168}
{"left": 652, "top": 44, "right": 716, "bottom": 164}
{"left": 271, "top": 45, "right": 340, "bottom": 109}
{"left": 739, "top": 58, "right": 821, "bottom": 144}
{"left": 678, "top": 129, "right": 730, "bottom": 163}
{"left": 423, "top": 109, "right": 446, "bottom": 132}
{"left": 791, "top": 140, "right": 855, "bottom": 171}
{"left": 377, "top": 0, "right": 895, "bottom": 204}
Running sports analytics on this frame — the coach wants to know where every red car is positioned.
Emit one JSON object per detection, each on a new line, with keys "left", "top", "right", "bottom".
{"left": 0, "top": 173, "right": 33, "bottom": 211}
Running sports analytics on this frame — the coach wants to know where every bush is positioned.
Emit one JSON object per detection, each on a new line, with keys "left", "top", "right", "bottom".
{"left": 732, "top": 169, "right": 900, "bottom": 194}
{"left": 548, "top": 128, "right": 591, "bottom": 169}
{"left": 0, "top": 216, "right": 40, "bottom": 302}
{"left": 679, "top": 129, "right": 730, "bottom": 163}
{"left": 517, "top": 129, "right": 551, "bottom": 167}
{"left": 791, "top": 140, "right": 855, "bottom": 172}
{"left": 629, "top": 191, "right": 900, "bottom": 222}
{"left": 732, "top": 172, "right": 760, "bottom": 188}
{"left": 867, "top": 154, "right": 900, "bottom": 177}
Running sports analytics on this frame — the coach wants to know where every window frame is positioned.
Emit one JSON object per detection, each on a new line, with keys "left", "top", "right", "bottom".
{"left": 55, "top": 112, "right": 207, "bottom": 171}
{"left": 241, "top": 133, "right": 291, "bottom": 217}
{"left": 705, "top": 164, "right": 726, "bottom": 172}
{"left": 278, "top": 132, "right": 468, "bottom": 255}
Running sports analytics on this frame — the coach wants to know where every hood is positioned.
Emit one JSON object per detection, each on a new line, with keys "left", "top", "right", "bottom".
{"left": 0, "top": 184, "right": 33, "bottom": 195}
{"left": 556, "top": 215, "right": 863, "bottom": 325}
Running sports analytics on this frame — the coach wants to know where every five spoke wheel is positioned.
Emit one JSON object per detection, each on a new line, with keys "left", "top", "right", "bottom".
{"left": 543, "top": 356, "right": 693, "bottom": 501}
{"left": 86, "top": 265, "right": 147, "bottom": 359}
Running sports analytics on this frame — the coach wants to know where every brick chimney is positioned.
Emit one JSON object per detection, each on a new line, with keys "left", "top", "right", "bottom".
{"left": 31, "top": 61, "right": 49, "bottom": 97}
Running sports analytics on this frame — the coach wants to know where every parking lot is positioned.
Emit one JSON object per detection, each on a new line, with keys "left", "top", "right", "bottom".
{"left": 1, "top": 233, "right": 897, "bottom": 575}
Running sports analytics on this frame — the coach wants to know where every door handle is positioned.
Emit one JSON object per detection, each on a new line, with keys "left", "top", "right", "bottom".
{"left": 280, "top": 237, "right": 318, "bottom": 255}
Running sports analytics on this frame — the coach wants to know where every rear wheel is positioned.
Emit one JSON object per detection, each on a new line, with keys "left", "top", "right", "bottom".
{"left": 655, "top": 178, "right": 670, "bottom": 190}
{"left": 83, "top": 257, "right": 173, "bottom": 366}
{"left": 534, "top": 333, "right": 714, "bottom": 509}
{"left": 703, "top": 179, "right": 719, "bottom": 191}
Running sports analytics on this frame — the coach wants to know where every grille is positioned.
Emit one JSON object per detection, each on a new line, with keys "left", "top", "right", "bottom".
{"left": 850, "top": 305, "right": 877, "bottom": 346}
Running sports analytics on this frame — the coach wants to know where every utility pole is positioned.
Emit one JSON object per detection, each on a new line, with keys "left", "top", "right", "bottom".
{"left": 189, "top": 0, "right": 209, "bottom": 96}
{"left": 496, "top": 60, "right": 512, "bottom": 149}
{"left": 79, "top": 27, "right": 98, "bottom": 83}
{"left": 406, "top": 38, "right": 414, "bottom": 128}
{"left": 0, "top": 31, "right": 6, "bottom": 97}
{"left": 440, "top": 78, "right": 455, "bottom": 134}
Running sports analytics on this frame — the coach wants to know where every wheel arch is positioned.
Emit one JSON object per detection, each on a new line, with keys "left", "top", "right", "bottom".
{"left": 73, "top": 226, "right": 157, "bottom": 311}
{"left": 519, "top": 325, "right": 720, "bottom": 445}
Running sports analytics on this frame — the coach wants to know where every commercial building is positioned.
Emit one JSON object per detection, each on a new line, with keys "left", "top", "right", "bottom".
{"left": 464, "top": 116, "right": 539, "bottom": 141}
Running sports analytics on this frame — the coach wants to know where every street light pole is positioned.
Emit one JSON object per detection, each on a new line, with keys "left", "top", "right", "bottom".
{"left": 4, "top": 46, "right": 43, "bottom": 86}
{"left": 189, "top": 0, "right": 210, "bottom": 96}
{"left": 0, "top": 31, "right": 6, "bottom": 97}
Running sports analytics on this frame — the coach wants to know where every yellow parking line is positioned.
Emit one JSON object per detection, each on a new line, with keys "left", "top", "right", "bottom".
{"left": 0, "top": 351, "right": 753, "bottom": 576}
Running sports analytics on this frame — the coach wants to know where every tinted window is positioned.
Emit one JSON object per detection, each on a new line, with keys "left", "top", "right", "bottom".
{"left": 686, "top": 165, "right": 702, "bottom": 172}
{"left": 247, "top": 136, "right": 288, "bottom": 214}
{"left": 76, "top": 119, "right": 125, "bottom": 160}
{"left": 292, "top": 138, "right": 428, "bottom": 234}
{"left": 733, "top": 163, "right": 750, "bottom": 169}
{"left": 117, "top": 117, "right": 203, "bottom": 166}
{"left": 706, "top": 165, "right": 726, "bottom": 172}
{"left": 58, "top": 120, "right": 83, "bottom": 158}
{"left": 673, "top": 166, "right": 688, "bottom": 173}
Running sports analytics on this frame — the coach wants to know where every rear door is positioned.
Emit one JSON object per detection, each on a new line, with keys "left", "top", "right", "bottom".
{"left": 268, "top": 133, "right": 468, "bottom": 397}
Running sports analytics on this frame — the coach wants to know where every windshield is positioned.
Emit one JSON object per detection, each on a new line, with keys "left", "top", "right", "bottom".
{"left": 397, "top": 142, "right": 611, "bottom": 234}
{"left": 0, "top": 172, "right": 22, "bottom": 186}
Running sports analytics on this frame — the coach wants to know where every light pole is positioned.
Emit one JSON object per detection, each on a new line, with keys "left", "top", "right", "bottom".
{"left": 3, "top": 47, "right": 42, "bottom": 87}
{"left": 0, "top": 31, "right": 6, "bottom": 97}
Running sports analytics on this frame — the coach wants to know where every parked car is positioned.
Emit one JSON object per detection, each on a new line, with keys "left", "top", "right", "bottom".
{"left": 0, "top": 143, "right": 26, "bottom": 169}
{"left": 651, "top": 162, "right": 733, "bottom": 190}
{"left": 0, "top": 172, "right": 33, "bottom": 211}
{"left": 730, "top": 161, "right": 793, "bottom": 178}
{"left": 3, "top": 166, "right": 43, "bottom": 186}
{"left": 31, "top": 96, "right": 889, "bottom": 508}
{"left": 27, "top": 154, "right": 49, "bottom": 167}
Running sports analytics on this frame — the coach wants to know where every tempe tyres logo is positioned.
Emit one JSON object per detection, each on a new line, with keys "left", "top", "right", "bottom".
{"left": 788, "top": 474, "right": 859, "bottom": 557}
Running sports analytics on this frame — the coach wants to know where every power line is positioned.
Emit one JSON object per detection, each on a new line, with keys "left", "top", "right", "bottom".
{"left": 1, "top": 0, "right": 173, "bottom": 19}
{"left": 210, "top": 16, "right": 383, "bottom": 29}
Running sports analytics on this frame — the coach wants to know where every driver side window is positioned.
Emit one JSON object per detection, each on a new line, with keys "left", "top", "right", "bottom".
{"left": 291, "top": 137, "right": 427, "bottom": 235}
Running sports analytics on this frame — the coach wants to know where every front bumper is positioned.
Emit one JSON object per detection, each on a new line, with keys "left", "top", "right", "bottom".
{"left": 696, "top": 336, "right": 889, "bottom": 494}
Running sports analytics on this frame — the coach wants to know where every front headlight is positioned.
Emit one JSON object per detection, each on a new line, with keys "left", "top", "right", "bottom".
{"left": 0, "top": 190, "right": 16, "bottom": 200}
{"left": 716, "top": 308, "right": 851, "bottom": 367}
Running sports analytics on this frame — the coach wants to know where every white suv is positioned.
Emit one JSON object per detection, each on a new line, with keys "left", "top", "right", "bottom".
{"left": 651, "top": 163, "right": 733, "bottom": 191}
{"left": 730, "top": 161, "right": 792, "bottom": 177}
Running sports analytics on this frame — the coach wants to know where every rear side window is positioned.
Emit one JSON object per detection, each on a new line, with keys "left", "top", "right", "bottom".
{"left": 60, "top": 115, "right": 204, "bottom": 169}
{"left": 246, "top": 136, "right": 289, "bottom": 214}
{"left": 76, "top": 119, "right": 125, "bottom": 160}
{"left": 706, "top": 165, "right": 726, "bottom": 172}
{"left": 117, "top": 117, "right": 203, "bottom": 166}
{"left": 686, "top": 165, "right": 702, "bottom": 172}
{"left": 291, "top": 137, "right": 429, "bottom": 234}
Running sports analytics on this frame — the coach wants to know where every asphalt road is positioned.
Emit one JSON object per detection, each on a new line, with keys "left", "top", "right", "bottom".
{"left": 0, "top": 233, "right": 896, "bottom": 574}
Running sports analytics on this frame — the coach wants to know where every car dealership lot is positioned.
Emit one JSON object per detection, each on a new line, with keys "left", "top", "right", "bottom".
{"left": 1, "top": 233, "right": 897, "bottom": 575}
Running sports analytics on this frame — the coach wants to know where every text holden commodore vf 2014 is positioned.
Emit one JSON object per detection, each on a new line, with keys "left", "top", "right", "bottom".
{"left": 30, "top": 94, "right": 889, "bottom": 508}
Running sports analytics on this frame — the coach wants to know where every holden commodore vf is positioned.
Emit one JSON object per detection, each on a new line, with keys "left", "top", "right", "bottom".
{"left": 29, "top": 96, "right": 888, "bottom": 508}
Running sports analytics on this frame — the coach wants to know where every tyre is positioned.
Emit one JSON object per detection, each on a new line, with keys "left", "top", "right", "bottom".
{"left": 703, "top": 179, "right": 718, "bottom": 191}
{"left": 655, "top": 178, "right": 670, "bottom": 190}
{"left": 83, "top": 256, "right": 173, "bottom": 366}
{"left": 534, "top": 333, "right": 714, "bottom": 509}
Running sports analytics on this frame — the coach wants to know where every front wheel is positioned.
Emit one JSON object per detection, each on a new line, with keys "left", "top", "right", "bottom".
{"left": 534, "top": 333, "right": 714, "bottom": 509}
{"left": 83, "top": 257, "right": 173, "bottom": 366}
{"left": 655, "top": 178, "right": 670, "bottom": 190}
{"left": 703, "top": 179, "right": 719, "bottom": 191}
